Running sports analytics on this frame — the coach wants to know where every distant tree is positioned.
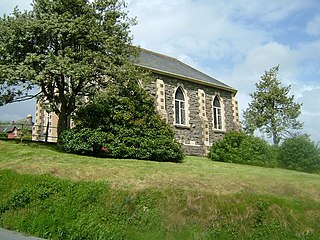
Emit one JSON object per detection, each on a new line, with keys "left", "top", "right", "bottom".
{"left": 279, "top": 135, "right": 320, "bottom": 173}
{"left": 0, "top": 0, "right": 137, "bottom": 138}
{"left": 243, "top": 66, "right": 303, "bottom": 145}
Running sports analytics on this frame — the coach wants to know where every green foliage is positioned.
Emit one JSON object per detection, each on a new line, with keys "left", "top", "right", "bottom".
{"left": 0, "top": 132, "right": 7, "bottom": 139}
{"left": 59, "top": 128, "right": 113, "bottom": 156}
{"left": 106, "top": 123, "right": 184, "bottom": 162}
{"left": 243, "top": 66, "right": 303, "bottom": 145}
{"left": 2, "top": 169, "right": 320, "bottom": 240}
{"left": 18, "top": 128, "right": 32, "bottom": 142}
{"left": 60, "top": 82, "right": 184, "bottom": 162}
{"left": 278, "top": 135, "right": 320, "bottom": 173}
{"left": 8, "top": 189, "right": 32, "bottom": 209}
{"left": 209, "top": 131, "right": 277, "bottom": 167}
{"left": 0, "top": 170, "right": 162, "bottom": 240}
{"left": 0, "top": 0, "right": 137, "bottom": 136}
{"left": 2, "top": 143, "right": 320, "bottom": 239}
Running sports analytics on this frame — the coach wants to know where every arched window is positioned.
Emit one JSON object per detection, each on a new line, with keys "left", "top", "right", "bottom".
{"left": 213, "top": 96, "right": 222, "bottom": 130}
{"left": 175, "top": 87, "right": 186, "bottom": 125}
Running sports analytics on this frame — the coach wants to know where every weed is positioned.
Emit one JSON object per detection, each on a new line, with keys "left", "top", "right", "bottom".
{"left": 9, "top": 188, "right": 33, "bottom": 209}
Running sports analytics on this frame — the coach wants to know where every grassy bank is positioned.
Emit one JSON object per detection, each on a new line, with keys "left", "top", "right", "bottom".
{"left": 1, "top": 140, "right": 320, "bottom": 239}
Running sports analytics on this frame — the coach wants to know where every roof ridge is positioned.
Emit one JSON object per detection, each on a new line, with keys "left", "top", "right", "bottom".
{"left": 140, "top": 48, "right": 178, "bottom": 62}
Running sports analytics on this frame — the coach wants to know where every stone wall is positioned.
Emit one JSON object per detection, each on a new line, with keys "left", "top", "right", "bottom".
{"left": 148, "top": 73, "right": 239, "bottom": 156}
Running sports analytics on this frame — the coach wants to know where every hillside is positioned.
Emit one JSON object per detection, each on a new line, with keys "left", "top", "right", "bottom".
{"left": 1, "top": 140, "right": 320, "bottom": 239}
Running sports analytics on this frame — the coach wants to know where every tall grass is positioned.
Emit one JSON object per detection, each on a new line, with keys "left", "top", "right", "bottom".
{"left": 1, "top": 140, "right": 320, "bottom": 239}
{"left": 1, "top": 170, "right": 320, "bottom": 239}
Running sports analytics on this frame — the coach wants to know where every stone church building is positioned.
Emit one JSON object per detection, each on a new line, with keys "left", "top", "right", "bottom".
{"left": 33, "top": 49, "right": 240, "bottom": 156}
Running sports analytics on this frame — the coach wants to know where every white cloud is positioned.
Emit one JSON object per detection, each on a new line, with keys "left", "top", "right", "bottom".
{"left": 230, "top": 0, "right": 313, "bottom": 23}
{"left": 298, "top": 87, "right": 320, "bottom": 114}
{"left": 225, "top": 42, "right": 298, "bottom": 94}
{"left": 306, "top": 15, "right": 320, "bottom": 36}
{"left": 244, "top": 42, "right": 296, "bottom": 74}
{"left": 128, "top": 0, "right": 272, "bottom": 63}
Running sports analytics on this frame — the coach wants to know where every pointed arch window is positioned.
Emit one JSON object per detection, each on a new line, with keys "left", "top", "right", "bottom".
{"left": 213, "top": 96, "right": 222, "bottom": 130}
{"left": 175, "top": 87, "right": 186, "bottom": 125}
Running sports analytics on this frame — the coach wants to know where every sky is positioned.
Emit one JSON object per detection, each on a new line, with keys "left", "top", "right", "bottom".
{"left": 0, "top": 0, "right": 320, "bottom": 142}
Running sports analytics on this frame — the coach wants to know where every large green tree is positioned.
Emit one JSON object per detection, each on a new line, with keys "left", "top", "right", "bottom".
{"left": 243, "top": 66, "right": 303, "bottom": 145}
{"left": 0, "top": 0, "right": 137, "bottom": 137}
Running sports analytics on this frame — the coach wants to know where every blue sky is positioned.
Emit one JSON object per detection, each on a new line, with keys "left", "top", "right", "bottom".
{"left": 1, "top": 0, "right": 320, "bottom": 142}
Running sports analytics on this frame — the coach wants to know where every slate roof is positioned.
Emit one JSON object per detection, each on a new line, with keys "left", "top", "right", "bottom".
{"left": 0, "top": 125, "right": 17, "bottom": 133}
{"left": 0, "top": 118, "right": 33, "bottom": 133}
{"left": 136, "top": 49, "right": 236, "bottom": 93}
{"left": 15, "top": 118, "right": 33, "bottom": 127}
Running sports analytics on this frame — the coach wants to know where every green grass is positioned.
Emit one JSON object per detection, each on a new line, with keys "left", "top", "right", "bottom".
{"left": 1, "top": 140, "right": 320, "bottom": 239}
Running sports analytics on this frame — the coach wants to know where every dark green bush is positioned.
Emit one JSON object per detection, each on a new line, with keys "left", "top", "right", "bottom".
{"left": 209, "top": 131, "right": 277, "bottom": 167}
{"left": 59, "top": 82, "right": 184, "bottom": 163}
{"left": 59, "top": 128, "right": 113, "bottom": 157}
{"left": 278, "top": 135, "right": 320, "bottom": 173}
{"left": 0, "top": 132, "right": 7, "bottom": 139}
{"left": 107, "top": 121, "right": 184, "bottom": 162}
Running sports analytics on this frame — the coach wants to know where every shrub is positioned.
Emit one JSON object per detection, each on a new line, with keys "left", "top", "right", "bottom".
{"left": 278, "top": 135, "right": 320, "bottom": 173}
{"left": 59, "top": 82, "right": 184, "bottom": 163}
{"left": 209, "top": 131, "right": 276, "bottom": 167}
{"left": 107, "top": 120, "right": 184, "bottom": 162}
{"left": 0, "top": 132, "right": 7, "bottom": 139}
{"left": 59, "top": 128, "right": 113, "bottom": 157}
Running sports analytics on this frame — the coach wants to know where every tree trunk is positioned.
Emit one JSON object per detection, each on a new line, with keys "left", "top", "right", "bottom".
{"left": 273, "top": 134, "right": 278, "bottom": 146}
{"left": 57, "top": 111, "right": 69, "bottom": 141}
{"left": 272, "top": 131, "right": 280, "bottom": 146}
{"left": 270, "top": 112, "right": 279, "bottom": 145}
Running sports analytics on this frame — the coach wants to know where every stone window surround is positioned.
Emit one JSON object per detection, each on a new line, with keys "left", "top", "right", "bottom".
{"left": 198, "top": 89, "right": 207, "bottom": 120}
{"left": 175, "top": 88, "right": 186, "bottom": 125}
{"left": 155, "top": 79, "right": 168, "bottom": 122}
{"left": 198, "top": 89, "right": 210, "bottom": 147}
{"left": 212, "top": 93, "right": 226, "bottom": 132}
{"left": 173, "top": 84, "right": 190, "bottom": 128}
